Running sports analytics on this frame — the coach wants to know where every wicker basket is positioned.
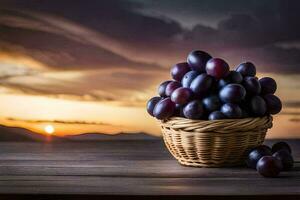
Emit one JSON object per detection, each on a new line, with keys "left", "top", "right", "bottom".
{"left": 160, "top": 116, "right": 273, "bottom": 167}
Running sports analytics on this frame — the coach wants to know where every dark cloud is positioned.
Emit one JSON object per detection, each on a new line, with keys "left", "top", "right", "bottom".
{"left": 130, "top": 0, "right": 282, "bottom": 28}
{"left": 0, "top": 0, "right": 183, "bottom": 47}
{"left": 1, "top": 0, "right": 300, "bottom": 73}
{"left": 0, "top": 0, "right": 299, "bottom": 104}
{"left": 0, "top": 9, "right": 163, "bottom": 71}
{"left": 182, "top": 0, "right": 300, "bottom": 72}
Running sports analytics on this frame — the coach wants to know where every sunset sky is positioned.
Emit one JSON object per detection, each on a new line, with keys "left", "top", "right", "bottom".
{"left": 0, "top": 0, "right": 299, "bottom": 138}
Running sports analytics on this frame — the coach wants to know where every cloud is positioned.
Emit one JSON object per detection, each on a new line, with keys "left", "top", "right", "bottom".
{"left": 1, "top": 0, "right": 299, "bottom": 72}
{"left": 0, "top": 67, "right": 167, "bottom": 106}
{"left": 0, "top": 0, "right": 183, "bottom": 66}
{"left": 0, "top": 10, "right": 164, "bottom": 71}
{"left": 0, "top": 0, "right": 299, "bottom": 106}
{"left": 182, "top": 3, "right": 300, "bottom": 73}
{"left": 5, "top": 117, "right": 122, "bottom": 126}
{"left": 134, "top": 0, "right": 300, "bottom": 73}
{"left": 0, "top": 2, "right": 173, "bottom": 105}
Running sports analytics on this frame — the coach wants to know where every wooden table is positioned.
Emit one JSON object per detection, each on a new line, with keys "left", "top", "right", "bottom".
{"left": 0, "top": 139, "right": 299, "bottom": 199}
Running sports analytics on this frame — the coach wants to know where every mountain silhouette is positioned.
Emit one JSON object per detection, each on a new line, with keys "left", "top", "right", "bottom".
{"left": 0, "top": 125, "right": 63, "bottom": 142}
{"left": 0, "top": 125, "right": 158, "bottom": 142}
{"left": 65, "top": 132, "right": 159, "bottom": 141}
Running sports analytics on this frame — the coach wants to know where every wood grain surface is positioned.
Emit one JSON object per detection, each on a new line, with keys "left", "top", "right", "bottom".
{"left": 0, "top": 139, "right": 299, "bottom": 196}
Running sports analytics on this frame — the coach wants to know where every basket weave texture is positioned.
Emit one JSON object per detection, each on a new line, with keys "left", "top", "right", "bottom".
{"left": 160, "top": 116, "right": 273, "bottom": 167}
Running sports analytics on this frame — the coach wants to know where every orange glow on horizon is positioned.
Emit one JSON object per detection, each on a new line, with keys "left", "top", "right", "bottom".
{"left": 0, "top": 72, "right": 298, "bottom": 138}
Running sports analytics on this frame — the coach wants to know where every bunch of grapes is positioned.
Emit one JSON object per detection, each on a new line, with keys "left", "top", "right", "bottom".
{"left": 147, "top": 50, "right": 282, "bottom": 120}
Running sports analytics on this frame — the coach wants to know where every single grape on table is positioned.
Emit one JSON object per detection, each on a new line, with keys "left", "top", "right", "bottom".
{"left": 271, "top": 141, "right": 291, "bottom": 154}
{"left": 256, "top": 156, "right": 282, "bottom": 177}
{"left": 273, "top": 150, "right": 294, "bottom": 171}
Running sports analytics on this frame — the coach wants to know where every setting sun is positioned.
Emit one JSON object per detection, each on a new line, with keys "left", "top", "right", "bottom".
{"left": 44, "top": 125, "right": 55, "bottom": 135}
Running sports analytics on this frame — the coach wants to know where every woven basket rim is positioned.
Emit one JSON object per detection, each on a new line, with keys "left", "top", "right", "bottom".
{"left": 159, "top": 115, "right": 273, "bottom": 134}
{"left": 161, "top": 116, "right": 272, "bottom": 123}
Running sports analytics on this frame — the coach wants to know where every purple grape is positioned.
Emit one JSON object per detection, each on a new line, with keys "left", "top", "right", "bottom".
{"left": 183, "top": 100, "right": 204, "bottom": 119}
{"left": 263, "top": 94, "right": 282, "bottom": 115}
{"left": 256, "top": 156, "right": 282, "bottom": 177}
{"left": 272, "top": 142, "right": 292, "bottom": 154}
{"left": 187, "top": 50, "right": 212, "bottom": 72}
{"left": 218, "top": 71, "right": 243, "bottom": 88}
{"left": 146, "top": 96, "right": 162, "bottom": 116}
{"left": 246, "top": 145, "right": 272, "bottom": 169}
{"left": 236, "top": 62, "right": 256, "bottom": 77}
{"left": 273, "top": 150, "right": 294, "bottom": 171}
{"left": 174, "top": 104, "right": 184, "bottom": 117}
{"left": 219, "top": 84, "right": 246, "bottom": 103}
{"left": 181, "top": 71, "right": 199, "bottom": 87}
{"left": 171, "top": 87, "right": 193, "bottom": 105}
{"left": 229, "top": 71, "right": 243, "bottom": 83}
{"left": 249, "top": 96, "right": 267, "bottom": 116}
{"left": 206, "top": 76, "right": 218, "bottom": 92}
{"left": 203, "top": 96, "right": 221, "bottom": 112}
{"left": 208, "top": 111, "right": 226, "bottom": 120}
{"left": 259, "top": 77, "right": 277, "bottom": 95}
{"left": 158, "top": 80, "right": 172, "bottom": 97}
{"left": 218, "top": 79, "right": 230, "bottom": 88}
{"left": 171, "top": 62, "right": 191, "bottom": 81}
{"left": 220, "top": 103, "right": 242, "bottom": 118}
{"left": 190, "top": 74, "right": 213, "bottom": 97}
{"left": 153, "top": 97, "right": 175, "bottom": 120}
{"left": 165, "top": 81, "right": 181, "bottom": 97}
{"left": 206, "top": 58, "right": 230, "bottom": 79}
{"left": 242, "top": 76, "right": 261, "bottom": 95}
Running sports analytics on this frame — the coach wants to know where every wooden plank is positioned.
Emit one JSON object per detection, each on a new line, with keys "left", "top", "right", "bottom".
{"left": 0, "top": 140, "right": 299, "bottom": 160}
{"left": 0, "top": 139, "right": 299, "bottom": 154}
{"left": 0, "top": 176, "right": 299, "bottom": 195}
{"left": 0, "top": 160, "right": 299, "bottom": 177}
